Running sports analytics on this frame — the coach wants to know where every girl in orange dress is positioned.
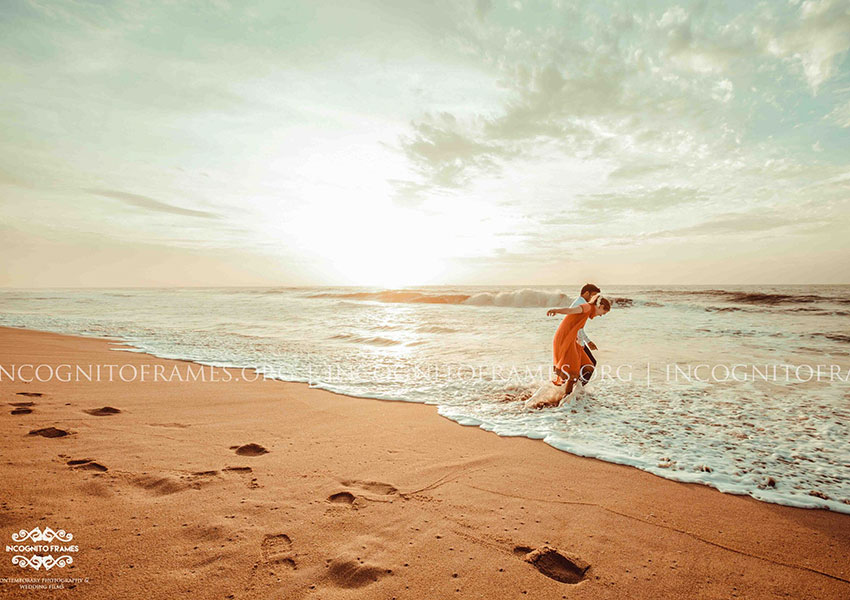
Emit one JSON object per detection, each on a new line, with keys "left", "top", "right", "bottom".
{"left": 527, "top": 294, "right": 611, "bottom": 408}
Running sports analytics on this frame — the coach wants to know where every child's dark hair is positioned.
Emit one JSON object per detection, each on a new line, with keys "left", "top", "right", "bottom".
{"left": 581, "top": 283, "right": 600, "bottom": 296}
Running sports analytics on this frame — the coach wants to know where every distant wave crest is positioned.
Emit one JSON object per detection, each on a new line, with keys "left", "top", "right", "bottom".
{"left": 308, "top": 289, "right": 643, "bottom": 309}
{"left": 463, "top": 289, "right": 571, "bottom": 307}
{"left": 654, "top": 289, "right": 850, "bottom": 306}
{"left": 311, "top": 289, "right": 576, "bottom": 308}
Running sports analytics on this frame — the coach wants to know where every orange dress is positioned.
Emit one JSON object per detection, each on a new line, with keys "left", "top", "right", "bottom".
{"left": 552, "top": 303, "right": 597, "bottom": 384}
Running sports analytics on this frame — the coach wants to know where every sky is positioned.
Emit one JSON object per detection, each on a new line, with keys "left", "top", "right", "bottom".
{"left": 1, "top": 0, "right": 849, "bottom": 287}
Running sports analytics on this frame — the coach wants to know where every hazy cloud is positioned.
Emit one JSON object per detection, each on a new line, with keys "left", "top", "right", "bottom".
{"left": 399, "top": 112, "right": 511, "bottom": 188}
{"left": 651, "top": 213, "right": 805, "bottom": 238}
{"left": 607, "top": 162, "right": 672, "bottom": 181}
{"left": 757, "top": 0, "right": 850, "bottom": 92}
{"left": 583, "top": 186, "right": 707, "bottom": 214}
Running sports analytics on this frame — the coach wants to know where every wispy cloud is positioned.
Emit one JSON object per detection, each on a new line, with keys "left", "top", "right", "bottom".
{"left": 651, "top": 213, "right": 802, "bottom": 238}
{"left": 828, "top": 99, "right": 850, "bottom": 128}
{"left": 85, "top": 189, "right": 217, "bottom": 219}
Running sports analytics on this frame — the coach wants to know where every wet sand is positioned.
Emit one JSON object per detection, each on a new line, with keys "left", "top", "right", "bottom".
{"left": 1, "top": 326, "right": 848, "bottom": 598}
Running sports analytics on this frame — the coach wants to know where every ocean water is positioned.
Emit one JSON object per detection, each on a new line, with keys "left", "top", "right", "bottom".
{"left": 1, "top": 285, "right": 849, "bottom": 513}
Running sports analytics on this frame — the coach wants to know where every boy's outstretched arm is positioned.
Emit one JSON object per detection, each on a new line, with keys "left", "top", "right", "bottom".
{"left": 547, "top": 306, "right": 583, "bottom": 317}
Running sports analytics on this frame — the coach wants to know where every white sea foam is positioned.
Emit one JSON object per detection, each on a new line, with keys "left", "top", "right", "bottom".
{"left": 462, "top": 289, "right": 571, "bottom": 307}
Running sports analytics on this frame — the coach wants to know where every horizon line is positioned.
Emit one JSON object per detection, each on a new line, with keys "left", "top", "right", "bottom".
{"left": 2, "top": 283, "right": 849, "bottom": 290}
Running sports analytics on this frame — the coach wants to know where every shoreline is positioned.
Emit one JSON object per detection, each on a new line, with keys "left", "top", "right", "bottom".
{"left": 1, "top": 326, "right": 849, "bottom": 598}
{"left": 4, "top": 324, "right": 848, "bottom": 516}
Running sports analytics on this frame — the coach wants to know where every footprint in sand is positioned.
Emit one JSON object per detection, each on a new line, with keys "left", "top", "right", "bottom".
{"left": 324, "top": 536, "right": 393, "bottom": 589}
{"left": 327, "top": 559, "right": 389, "bottom": 589}
{"left": 67, "top": 459, "right": 108, "bottom": 472}
{"left": 223, "top": 466, "right": 252, "bottom": 473}
{"left": 260, "top": 533, "right": 296, "bottom": 569}
{"left": 130, "top": 474, "right": 191, "bottom": 496}
{"left": 10, "top": 401, "right": 35, "bottom": 415}
{"left": 84, "top": 406, "right": 121, "bottom": 416}
{"left": 183, "top": 470, "right": 221, "bottom": 490}
{"left": 223, "top": 466, "right": 260, "bottom": 489}
{"left": 328, "top": 479, "right": 397, "bottom": 505}
{"left": 233, "top": 443, "right": 269, "bottom": 456}
{"left": 328, "top": 491, "right": 356, "bottom": 504}
{"left": 340, "top": 480, "right": 398, "bottom": 496}
{"left": 29, "top": 427, "right": 70, "bottom": 438}
{"left": 515, "top": 546, "right": 589, "bottom": 584}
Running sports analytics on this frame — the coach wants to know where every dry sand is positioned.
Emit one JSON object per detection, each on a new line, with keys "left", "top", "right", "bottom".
{"left": 0, "top": 326, "right": 848, "bottom": 599}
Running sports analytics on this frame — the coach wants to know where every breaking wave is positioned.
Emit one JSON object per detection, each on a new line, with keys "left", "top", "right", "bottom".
{"left": 328, "top": 333, "right": 402, "bottom": 346}
{"left": 308, "top": 289, "right": 637, "bottom": 309}
{"left": 309, "top": 288, "right": 569, "bottom": 307}
{"left": 463, "top": 290, "right": 571, "bottom": 307}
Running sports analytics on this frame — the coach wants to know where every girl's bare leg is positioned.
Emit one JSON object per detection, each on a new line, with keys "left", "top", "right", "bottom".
{"left": 525, "top": 376, "right": 568, "bottom": 409}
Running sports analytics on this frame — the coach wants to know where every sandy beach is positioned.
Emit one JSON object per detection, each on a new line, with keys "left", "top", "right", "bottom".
{"left": 0, "top": 326, "right": 848, "bottom": 599}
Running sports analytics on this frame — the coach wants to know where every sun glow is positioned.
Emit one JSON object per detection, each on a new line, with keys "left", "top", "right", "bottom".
{"left": 252, "top": 136, "right": 515, "bottom": 287}
{"left": 328, "top": 242, "right": 446, "bottom": 288}
{"left": 284, "top": 200, "right": 450, "bottom": 287}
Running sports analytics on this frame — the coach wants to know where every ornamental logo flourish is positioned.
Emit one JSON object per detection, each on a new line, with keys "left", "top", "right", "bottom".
{"left": 12, "top": 527, "right": 73, "bottom": 544}
{"left": 5, "top": 526, "right": 79, "bottom": 571}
